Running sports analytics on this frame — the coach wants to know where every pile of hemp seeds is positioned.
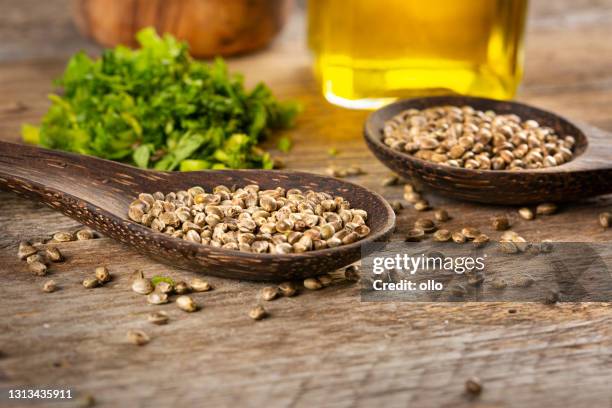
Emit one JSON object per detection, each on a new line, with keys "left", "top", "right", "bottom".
{"left": 382, "top": 105, "right": 575, "bottom": 170}
{"left": 128, "top": 184, "right": 371, "bottom": 253}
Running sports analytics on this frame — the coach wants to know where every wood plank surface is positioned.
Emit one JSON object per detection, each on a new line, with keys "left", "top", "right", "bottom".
{"left": 1, "top": 0, "right": 612, "bottom": 407}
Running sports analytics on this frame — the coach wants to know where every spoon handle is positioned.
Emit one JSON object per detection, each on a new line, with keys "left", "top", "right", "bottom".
{"left": 0, "top": 141, "right": 138, "bottom": 211}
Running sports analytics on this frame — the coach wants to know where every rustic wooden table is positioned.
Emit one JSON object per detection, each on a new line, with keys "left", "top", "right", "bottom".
{"left": 1, "top": 1, "right": 612, "bottom": 407}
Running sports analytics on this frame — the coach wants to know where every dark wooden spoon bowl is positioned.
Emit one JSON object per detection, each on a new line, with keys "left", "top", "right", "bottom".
{"left": 364, "top": 95, "right": 612, "bottom": 205}
{"left": 0, "top": 142, "right": 395, "bottom": 281}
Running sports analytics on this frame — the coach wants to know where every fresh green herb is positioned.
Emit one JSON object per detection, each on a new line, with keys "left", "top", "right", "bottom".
{"left": 277, "top": 136, "right": 292, "bottom": 152}
{"left": 151, "top": 276, "right": 175, "bottom": 287}
{"left": 22, "top": 28, "right": 300, "bottom": 170}
{"left": 328, "top": 147, "right": 339, "bottom": 157}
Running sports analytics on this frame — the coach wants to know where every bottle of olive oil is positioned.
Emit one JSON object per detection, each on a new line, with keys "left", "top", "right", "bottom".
{"left": 308, "top": 0, "right": 528, "bottom": 109}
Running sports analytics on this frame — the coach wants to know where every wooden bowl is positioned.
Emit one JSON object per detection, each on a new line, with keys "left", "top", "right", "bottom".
{"left": 72, "top": 0, "right": 293, "bottom": 57}
{"left": 364, "top": 96, "right": 612, "bottom": 205}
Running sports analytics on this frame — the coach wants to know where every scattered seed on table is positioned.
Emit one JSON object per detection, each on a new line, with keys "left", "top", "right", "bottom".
{"left": 465, "top": 377, "right": 483, "bottom": 395}
{"left": 434, "top": 209, "right": 450, "bottom": 222}
{"left": 76, "top": 229, "right": 95, "bottom": 240}
{"left": 155, "top": 281, "right": 174, "bottom": 294}
{"left": 389, "top": 200, "right": 403, "bottom": 214}
{"left": 147, "top": 292, "right": 169, "bottom": 305}
{"left": 452, "top": 231, "right": 466, "bottom": 244}
{"left": 127, "top": 330, "right": 150, "bottom": 346}
{"left": 249, "top": 305, "right": 267, "bottom": 320}
{"left": 415, "top": 219, "right": 436, "bottom": 233}
{"left": 404, "top": 193, "right": 422, "bottom": 205}
{"left": 303, "top": 278, "right": 323, "bottom": 290}
{"left": 599, "top": 212, "right": 611, "bottom": 228}
{"left": 82, "top": 278, "right": 99, "bottom": 289}
{"left": 318, "top": 274, "right": 333, "bottom": 287}
{"left": 28, "top": 261, "right": 47, "bottom": 276}
{"left": 414, "top": 200, "right": 430, "bottom": 211}
{"left": 261, "top": 286, "right": 279, "bottom": 301}
{"left": 518, "top": 207, "right": 534, "bottom": 220}
{"left": 491, "top": 215, "right": 510, "bottom": 231}
{"left": 174, "top": 281, "right": 190, "bottom": 295}
{"left": 26, "top": 254, "right": 43, "bottom": 264}
{"left": 405, "top": 228, "right": 426, "bottom": 242}
{"left": 190, "top": 278, "right": 211, "bottom": 292}
{"left": 344, "top": 265, "right": 360, "bottom": 282}
{"left": 472, "top": 234, "right": 490, "bottom": 248}
{"left": 345, "top": 165, "right": 365, "bottom": 177}
{"left": 132, "top": 278, "right": 154, "bottom": 295}
{"left": 42, "top": 280, "right": 57, "bottom": 293}
{"left": 45, "top": 247, "right": 63, "bottom": 262}
{"left": 536, "top": 203, "right": 557, "bottom": 216}
{"left": 433, "top": 229, "right": 451, "bottom": 242}
{"left": 460, "top": 227, "right": 480, "bottom": 240}
{"left": 279, "top": 282, "right": 297, "bottom": 297}
{"left": 53, "top": 232, "right": 74, "bottom": 242}
{"left": 95, "top": 266, "right": 111, "bottom": 283}
{"left": 176, "top": 295, "right": 198, "bottom": 312}
{"left": 17, "top": 242, "right": 37, "bottom": 260}
{"left": 381, "top": 174, "right": 400, "bottom": 186}
{"left": 147, "top": 311, "right": 169, "bottom": 325}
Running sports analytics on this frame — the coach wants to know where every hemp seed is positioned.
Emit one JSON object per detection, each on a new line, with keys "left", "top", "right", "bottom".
{"left": 303, "top": 278, "right": 323, "bottom": 290}
{"left": 491, "top": 215, "right": 510, "bottom": 231}
{"left": 95, "top": 266, "right": 111, "bottom": 284}
{"left": 405, "top": 228, "right": 425, "bottom": 242}
{"left": 465, "top": 377, "right": 483, "bottom": 395}
{"left": 176, "top": 295, "right": 198, "bottom": 312}
{"left": 42, "top": 280, "right": 57, "bottom": 293}
{"left": 433, "top": 209, "right": 450, "bottom": 222}
{"left": 189, "top": 278, "right": 211, "bottom": 292}
{"left": 536, "top": 203, "right": 557, "bottom": 216}
{"left": 599, "top": 212, "right": 611, "bottom": 228}
{"left": 147, "top": 292, "right": 169, "bottom": 305}
{"left": 344, "top": 265, "right": 360, "bottom": 282}
{"left": 29, "top": 261, "right": 48, "bottom": 276}
{"left": 249, "top": 305, "right": 267, "bottom": 320}
{"left": 76, "top": 229, "right": 95, "bottom": 240}
{"left": 415, "top": 219, "right": 436, "bottom": 233}
{"left": 518, "top": 207, "right": 534, "bottom": 220}
{"left": 461, "top": 227, "right": 480, "bottom": 240}
{"left": 82, "top": 277, "right": 99, "bottom": 289}
{"left": 174, "top": 281, "right": 190, "bottom": 295}
{"left": 127, "top": 330, "right": 150, "bottom": 346}
{"left": 155, "top": 281, "right": 173, "bottom": 294}
{"left": 26, "top": 254, "right": 43, "bottom": 264}
{"left": 278, "top": 282, "right": 297, "bottom": 297}
{"left": 472, "top": 234, "right": 490, "bottom": 248}
{"left": 18, "top": 242, "right": 37, "bottom": 260}
{"left": 452, "top": 231, "right": 466, "bottom": 244}
{"left": 261, "top": 286, "right": 279, "bottom": 301}
{"left": 414, "top": 200, "right": 430, "bottom": 211}
{"left": 147, "top": 311, "right": 169, "bottom": 325}
{"left": 53, "top": 231, "right": 74, "bottom": 242}
{"left": 433, "top": 229, "right": 451, "bottom": 242}
{"left": 132, "top": 278, "right": 154, "bottom": 295}
{"left": 45, "top": 247, "right": 63, "bottom": 262}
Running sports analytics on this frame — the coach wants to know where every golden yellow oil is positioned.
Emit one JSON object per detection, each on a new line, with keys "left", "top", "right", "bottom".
{"left": 308, "top": 0, "right": 528, "bottom": 109}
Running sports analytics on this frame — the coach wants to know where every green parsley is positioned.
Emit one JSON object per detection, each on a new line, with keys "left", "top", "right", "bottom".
{"left": 22, "top": 28, "right": 300, "bottom": 171}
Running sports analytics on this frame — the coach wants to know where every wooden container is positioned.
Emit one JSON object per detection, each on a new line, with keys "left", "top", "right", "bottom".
{"left": 72, "top": 0, "right": 293, "bottom": 57}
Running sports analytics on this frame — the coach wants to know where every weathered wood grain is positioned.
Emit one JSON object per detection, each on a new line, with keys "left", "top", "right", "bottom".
{"left": 1, "top": 0, "right": 612, "bottom": 407}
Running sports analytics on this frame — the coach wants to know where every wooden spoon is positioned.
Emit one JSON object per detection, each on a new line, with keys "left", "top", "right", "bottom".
{"left": 0, "top": 141, "right": 395, "bottom": 281}
{"left": 364, "top": 95, "right": 612, "bottom": 205}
